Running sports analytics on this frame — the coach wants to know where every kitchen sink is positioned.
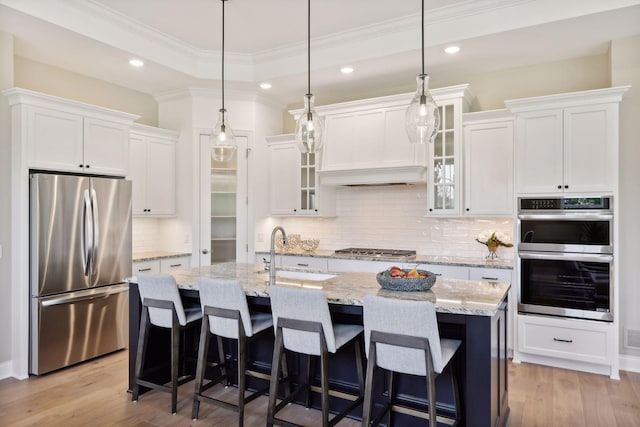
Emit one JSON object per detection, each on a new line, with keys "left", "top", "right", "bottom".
{"left": 275, "top": 270, "right": 337, "bottom": 281}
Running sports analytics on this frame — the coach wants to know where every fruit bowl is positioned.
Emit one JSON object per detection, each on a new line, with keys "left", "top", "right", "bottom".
{"left": 376, "top": 269, "right": 437, "bottom": 292}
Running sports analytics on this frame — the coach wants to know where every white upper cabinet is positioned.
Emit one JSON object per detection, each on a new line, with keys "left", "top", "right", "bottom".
{"left": 129, "top": 124, "right": 178, "bottom": 217}
{"left": 267, "top": 134, "right": 335, "bottom": 217}
{"left": 4, "top": 88, "right": 138, "bottom": 176}
{"left": 426, "top": 85, "right": 474, "bottom": 216}
{"left": 463, "top": 110, "right": 514, "bottom": 216}
{"left": 506, "top": 86, "right": 629, "bottom": 195}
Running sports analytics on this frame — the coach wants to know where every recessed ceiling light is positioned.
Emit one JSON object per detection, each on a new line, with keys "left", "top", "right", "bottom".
{"left": 129, "top": 58, "right": 144, "bottom": 67}
{"left": 444, "top": 46, "right": 460, "bottom": 54}
{"left": 340, "top": 66, "right": 354, "bottom": 74}
{"left": 260, "top": 82, "right": 272, "bottom": 90}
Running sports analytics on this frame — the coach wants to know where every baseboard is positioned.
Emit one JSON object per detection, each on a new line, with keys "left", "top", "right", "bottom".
{"left": 619, "top": 354, "right": 640, "bottom": 373}
{"left": 0, "top": 360, "right": 12, "bottom": 381}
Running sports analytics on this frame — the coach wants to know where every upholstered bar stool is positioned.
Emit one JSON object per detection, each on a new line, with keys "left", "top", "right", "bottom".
{"left": 362, "top": 295, "right": 462, "bottom": 427}
{"left": 132, "top": 274, "right": 203, "bottom": 414}
{"left": 267, "top": 285, "right": 366, "bottom": 427}
{"left": 192, "top": 278, "right": 283, "bottom": 426}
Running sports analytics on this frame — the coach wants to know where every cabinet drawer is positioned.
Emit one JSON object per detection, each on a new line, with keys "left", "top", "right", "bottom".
{"left": 517, "top": 315, "right": 613, "bottom": 365}
{"left": 469, "top": 267, "right": 512, "bottom": 283}
{"left": 417, "top": 264, "right": 469, "bottom": 280}
{"left": 132, "top": 260, "right": 160, "bottom": 275}
{"left": 279, "top": 256, "right": 328, "bottom": 270}
{"left": 160, "top": 256, "right": 190, "bottom": 272}
{"left": 327, "top": 258, "right": 412, "bottom": 273}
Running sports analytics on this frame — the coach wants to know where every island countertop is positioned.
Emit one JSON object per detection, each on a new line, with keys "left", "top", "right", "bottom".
{"left": 143, "top": 262, "right": 510, "bottom": 317}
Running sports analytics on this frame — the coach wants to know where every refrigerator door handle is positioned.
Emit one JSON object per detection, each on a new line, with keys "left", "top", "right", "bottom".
{"left": 90, "top": 187, "right": 99, "bottom": 272}
{"left": 40, "top": 284, "right": 129, "bottom": 307}
{"left": 81, "top": 189, "right": 93, "bottom": 276}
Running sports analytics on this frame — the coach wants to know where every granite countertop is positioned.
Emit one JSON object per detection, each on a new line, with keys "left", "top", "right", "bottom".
{"left": 143, "top": 262, "right": 510, "bottom": 317}
{"left": 133, "top": 251, "right": 192, "bottom": 262}
{"left": 255, "top": 249, "right": 514, "bottom": 270}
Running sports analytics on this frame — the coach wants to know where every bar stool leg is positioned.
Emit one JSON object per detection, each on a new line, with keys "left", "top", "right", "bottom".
{"left": 267, "top": 328, "right": 284, "bottom": 427}
{"left": 192, "top": 316, "right": 211, "bottom": 420}
{"left": 451, "top": 361, "right": 461, "bottom": 422}
{"left": 387, "top": 371, "right": 395, "bottom": 427}
{"left": 305, "top": 355, "right": 314, "bottom": 408}
{"left": 426, "top": 371, "right": 437, "bottom": 426}
{"left": 171, "top": 317, "right": 180, "bottom": 414}
{"left": 217, "top": 336, "right": 228, "bottom": 386}
{"left": 237, "top": 335, "right": 247, "bottom": 427}
{"left": 132, "top": 307, "right": 150, "bottom": 402}
{"left": 320, "top": 350, "right": 330, "bottom": 427}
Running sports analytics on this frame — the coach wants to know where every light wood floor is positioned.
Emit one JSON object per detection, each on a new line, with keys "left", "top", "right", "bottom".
{"left": 0, "top": 350, "right": 639, "bottom": 426}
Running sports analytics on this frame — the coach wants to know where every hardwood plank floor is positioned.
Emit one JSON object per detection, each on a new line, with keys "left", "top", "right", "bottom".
{"left": 0, "top": 350, "right": 638, "bottom": 426}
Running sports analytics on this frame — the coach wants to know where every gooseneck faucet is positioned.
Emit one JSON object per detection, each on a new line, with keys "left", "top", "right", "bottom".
{"left": 270, "top": 226, "right": 287, "bottom": 283}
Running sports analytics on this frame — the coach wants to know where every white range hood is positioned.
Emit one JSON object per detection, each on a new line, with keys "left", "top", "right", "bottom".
{"left": 318, "top": 165, "right": 427, "bottom": 186}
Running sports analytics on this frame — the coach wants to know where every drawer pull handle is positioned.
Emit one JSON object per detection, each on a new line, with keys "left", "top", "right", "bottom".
{"left": 481, "top": 276, "right": 499, "bottom": 281}
{"left": 138, "top": 268, "right": 152, "bottom": 272}
{"left": 297, "top": 263, "right": 309, "bottom": 267}
{"left": 434, "top": 273, "right": 442, "bottom": 276}
{"left": 169, "top": 264, "right": 182, "bottom": 268}
{"left": 553, "top": 338, "right": 573, "bottom": 343}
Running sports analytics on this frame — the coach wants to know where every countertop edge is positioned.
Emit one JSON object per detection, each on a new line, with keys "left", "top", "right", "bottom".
{"left": 133, "top": 252, "right": 192, "bottom": 262}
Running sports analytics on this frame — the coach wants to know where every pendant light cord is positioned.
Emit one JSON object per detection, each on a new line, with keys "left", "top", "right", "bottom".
{"left": 221, "top": 0, "right": 226, "bottom": 112}
{"left": 421, "top": 0, "right": 424, "bottom": 76}
{"left": 307, "top": 0, "right": 311, "bottom": 96}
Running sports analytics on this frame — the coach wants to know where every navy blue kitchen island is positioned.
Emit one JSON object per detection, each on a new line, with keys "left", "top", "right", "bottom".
{"left": 128, "top": 262, "right": 510, "bottom": 427}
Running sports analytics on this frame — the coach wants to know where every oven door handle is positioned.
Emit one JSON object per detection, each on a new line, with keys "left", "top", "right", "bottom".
{"left": 518, "top": 251, "right": 613, "bottom": 263}
{"left": 518, "top": 213, "right": 613, "bottom": 221}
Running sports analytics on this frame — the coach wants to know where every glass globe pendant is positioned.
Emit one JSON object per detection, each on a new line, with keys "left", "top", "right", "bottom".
{"left": 210, "top": 0, "right": 237, "bottom": 162}
{"left": 295, "top": 0, "right": 323, "bottom": 154}
{"left": 405, "top": 0, "right": 439, "bottom": 144}
{"left": 405, "top": 74, "right": 440, "bottom": 144}
{"left": 211, "top": 107, "right": 236, "bottom": 162}
{"left": 295, "top": 93, "right": 324, "bottom": 153}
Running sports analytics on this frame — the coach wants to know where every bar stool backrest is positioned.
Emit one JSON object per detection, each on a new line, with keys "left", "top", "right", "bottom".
{"left": 137, "top": 274, "right": 188, "bottom": 328}
{"left": 198, "top": 278, "right": 253, "bottom": 339}
{"left": 269, "top": 285, "right": 336, "bottom": 355}
{"left": 363, "top": 295, "right": 445, "bottom": 375}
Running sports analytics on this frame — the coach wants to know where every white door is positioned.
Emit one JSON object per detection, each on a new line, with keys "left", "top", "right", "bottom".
{"left": 198, "top": 132, "right": 249, "bottom": 267}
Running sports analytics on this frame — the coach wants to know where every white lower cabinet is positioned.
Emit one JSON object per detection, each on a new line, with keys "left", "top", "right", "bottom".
{"left": 133, "top": 256, "right": 191, "bottom": 276}
{"left": 468, "top": 267, "right": 512, "bottom": 283}
{"left": 132, "top": 260, "right": 160, "bottom": 275}
{"left": 160, "top": 256, "right": 190, "bottom": 271}
{"left": 517, "top": 314, "right": 614, "bottom": 367}
{"left": 416, "top": 263, "right": 469, "bottom": 280}
{"left": 278, "top": 255, "right": 328, "bottom": 270}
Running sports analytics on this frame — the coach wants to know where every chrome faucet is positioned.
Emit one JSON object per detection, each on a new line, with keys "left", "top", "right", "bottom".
{"left": 270, "top": 226, "right": 287, "bottom": 283}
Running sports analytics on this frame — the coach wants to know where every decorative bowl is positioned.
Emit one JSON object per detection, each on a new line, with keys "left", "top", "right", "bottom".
{"left": 375, "top": 269, "right": 437, "bottom": 292}
{"left": 300, "top": 239, "right": 320, "bottom": 253}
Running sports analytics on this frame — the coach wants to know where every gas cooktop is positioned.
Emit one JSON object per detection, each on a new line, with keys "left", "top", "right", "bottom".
{"left": 333, "top": 248, "right": 417, "bottom": 260}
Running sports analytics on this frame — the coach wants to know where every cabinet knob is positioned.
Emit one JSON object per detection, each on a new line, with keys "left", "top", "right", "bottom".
{"left": 466, "top": 208, "right": 470, "bottom": 211}
{"left": 85, "top": 165, "right": 90, "bottom": 169}
{"left": 202, "top": 249, "right": 209, "bottom": 254}
{"left": 314, "top": 209, "right": 318, "bottom": 212}
{"left": 429, "top": 208, "right": 433, "bottom": 212}
{"left": 557, "top": 185, "right": 562, "bottom": 189}
{"left": 293, "top": 209, "right": 297, "bottom": 212}
{"left": 564, "top": 185, "right": 569, "bottom": 189}
{"left": 79, "top": 164, "right": 84, "bottom": 168}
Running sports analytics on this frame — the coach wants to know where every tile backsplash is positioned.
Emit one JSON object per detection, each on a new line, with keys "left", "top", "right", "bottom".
{"left": 132, "top": 218, "right": 162, "bottom": 253}
{"left": 262, "top": 185, "right": 515, "bottom": 260}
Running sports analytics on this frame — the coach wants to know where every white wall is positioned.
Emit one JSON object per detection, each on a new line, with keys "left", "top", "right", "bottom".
{"left": 612, "top": 35, "right": 640, "bottom": 358}
{"left": 0, "top": 32, "right": 15, "bottom": 373}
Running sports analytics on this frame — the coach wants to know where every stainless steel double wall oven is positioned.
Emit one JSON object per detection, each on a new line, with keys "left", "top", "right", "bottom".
{"left": 517, "top": 196, "right": 613, "bottom": 322}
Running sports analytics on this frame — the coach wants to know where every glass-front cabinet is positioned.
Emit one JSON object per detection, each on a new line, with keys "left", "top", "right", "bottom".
{"left": 210, "top": 156, "right": 237, "bottom": 262}
{"left": 267, "top": 134, "right": 335, "bottom": 217}
{"left": 427, "top": 85, "right": 473, "bottom": 216}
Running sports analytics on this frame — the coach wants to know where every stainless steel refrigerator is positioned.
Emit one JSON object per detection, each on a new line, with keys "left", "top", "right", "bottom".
{"left": 30, "top": 173, "right": 132, "bottom": 375}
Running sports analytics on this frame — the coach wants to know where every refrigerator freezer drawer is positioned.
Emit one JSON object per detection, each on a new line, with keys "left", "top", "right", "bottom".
{"left": 30, "top": 284, "right": 129, "bottom": 375}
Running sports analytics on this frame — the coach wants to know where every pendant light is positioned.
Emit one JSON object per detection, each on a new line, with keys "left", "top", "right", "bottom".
{"left": 295, "top": 0, "right": 324, "bottom": 154}
{"left": 405, "top": 0, "right": 440, "bottom": 144}
{"left": 211, "top": 0, "right": 237, "bottom": 162}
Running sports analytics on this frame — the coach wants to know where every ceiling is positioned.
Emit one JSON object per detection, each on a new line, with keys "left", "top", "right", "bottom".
{"left": 1, "top": 0, "right": 639, "bottom": 107}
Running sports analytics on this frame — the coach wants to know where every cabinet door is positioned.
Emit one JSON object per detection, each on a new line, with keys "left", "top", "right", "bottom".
{"left": 427, "top": 102, "right": 462, "bottom": 216}
{"left": 563, "top": 104, "right": 617, "bottom": 193}
{"left": 145, "top": 137, "right": 176, "bottom": 215}
{"left": 83, "top": 117, "right": 129, "bottom": 176}
{"left": 469, "top": 267, "right": 512, "bottom": 283}
{"left": 322, "top": 111, "right": 385, "bottom": 170}
{"left": 268, "top": 142, "right": 299, "bottom": 215}
{"left": 26, "top": 106, "right": 84, "bottom": 172}
{"left": 417, "top": 263, "right": 469, "bottom": 279}
{"left": 464, "top": 120, "right": 513, "bottom": 215}
{"left": 129, "top": 134, "right": 147, "bottom": 216}
{"left": 132, "top": 260, "right": 161, "bottom": 276}
{"left": 515, "top": 110, "right": 563, "bottom": 194}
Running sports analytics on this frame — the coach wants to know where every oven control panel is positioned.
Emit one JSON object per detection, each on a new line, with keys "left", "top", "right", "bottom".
{"left": 519, "top": 196, "right": 611, "bottom": 212}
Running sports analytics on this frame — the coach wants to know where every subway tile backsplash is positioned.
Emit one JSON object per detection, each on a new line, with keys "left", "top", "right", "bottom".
{"left": 267, "top": 185, "right": 515, "bottom": 260}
